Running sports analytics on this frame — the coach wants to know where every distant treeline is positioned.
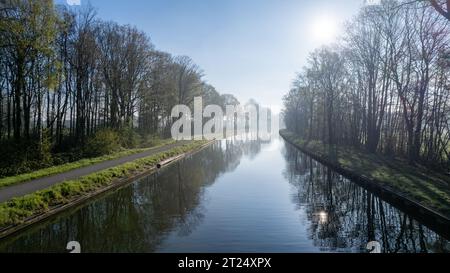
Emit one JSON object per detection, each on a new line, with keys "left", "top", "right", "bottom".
{"left": 283, "top": 0, "right": 450, "bottom": 169}
{"left": 0, "top": 0, "right": 239, "bottom": 146}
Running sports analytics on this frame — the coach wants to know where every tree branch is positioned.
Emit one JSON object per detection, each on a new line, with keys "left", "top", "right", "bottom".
{"left": 430, "top": 0, "right": 450, "bottom": 20}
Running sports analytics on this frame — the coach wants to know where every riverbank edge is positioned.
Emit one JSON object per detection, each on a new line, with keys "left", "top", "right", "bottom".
{"left": 0, "top": 140, "right": 216, "bottom": 240}
{"left": 279, "top": 130, "right": 450, "bottom": 238}
{"left": 0, "top": 139, "right": 176, "bottom": 189}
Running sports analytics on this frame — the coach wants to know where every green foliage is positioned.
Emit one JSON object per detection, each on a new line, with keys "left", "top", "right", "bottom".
{"left": 38, "top": 130, "right": 53, "bottom": 165}
{"left": 280, "top": 130, "right": 450, "bottom": 217}
{"left": 0, "top": 137, "right": 54, "bottom": 177}
{"left": 0, "top": 136, "right": 175, "bottom": 189}
{"left": 0, "top": 140, "right": 209, "bottom": 229}
{"left": 118, "top": 127, "right": 142, "bottom": 149}
{"left": 140, "top": 135, "right": 173, "bottom": 148}
{"left": 0, "top": 147, "right": 148, "bottom": 189}
{"left": 0, "top": 0, "right": 235, "bottom": 181}
{"left": 85, "top": 129, "right": 121, "bottom": 157}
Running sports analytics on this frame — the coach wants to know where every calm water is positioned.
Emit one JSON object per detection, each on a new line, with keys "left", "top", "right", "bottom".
{"left": 0, "top": 136, "right": 449, "bottom": 253}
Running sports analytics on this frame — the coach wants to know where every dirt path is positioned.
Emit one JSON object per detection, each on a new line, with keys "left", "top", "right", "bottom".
{"left": 0, "top": 141, "right": 191, "bottom": 203}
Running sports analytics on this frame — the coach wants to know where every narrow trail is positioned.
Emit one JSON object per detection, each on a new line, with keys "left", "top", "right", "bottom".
{"left": 0, "top": 141, "right": 190, "bottom": 203}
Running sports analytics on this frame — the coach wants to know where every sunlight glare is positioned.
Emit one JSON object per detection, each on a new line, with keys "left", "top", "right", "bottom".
{"left": 311, "top": 15, "right": 339, "bottom": 44}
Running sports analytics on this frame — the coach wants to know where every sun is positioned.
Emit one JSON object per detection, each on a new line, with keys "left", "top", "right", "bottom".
{"left": 311, "top": 15, "right": 339, "bottom": 44}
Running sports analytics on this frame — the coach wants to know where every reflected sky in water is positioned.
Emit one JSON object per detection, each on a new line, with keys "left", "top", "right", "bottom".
{"left": 0, "top": 136, "right": 448, "bottom": 253}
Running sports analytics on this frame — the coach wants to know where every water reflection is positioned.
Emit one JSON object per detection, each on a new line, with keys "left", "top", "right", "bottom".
{"left": 282, "top": 142, "right": 450, "bottom": 253}
{"left": 0, "top": 138, "right": 263, "bottom": 253}
{"left": 0, "top": 137, "right": 448, "bottom": 253}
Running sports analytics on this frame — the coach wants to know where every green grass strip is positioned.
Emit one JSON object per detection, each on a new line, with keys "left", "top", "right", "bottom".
{"left": 0, "top": 139, "right": 175, "bottom": 189}
{"left": 280, "top": 130, "right": 450, "bottom": 218}
{"left": 0, "top": 141, "right": 207, "bottom": 229}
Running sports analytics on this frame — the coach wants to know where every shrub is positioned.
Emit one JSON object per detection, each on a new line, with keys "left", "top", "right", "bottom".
{"left": 0, "top": 141, "right": 208, "bottom": 228}
{"left": 0, "top": 136, "right": 53, "bottom": 178}
{"left": 118, "top": 127, "right": 141, "bottom": 149}
{"left": 84, "top": 129, "right": 121, "bottom": 157}
{"left": 38, "top": 130, "right": 53, "bottom": 165}
{"left": 141, "top": 134, "right": 166, "bottom": 148}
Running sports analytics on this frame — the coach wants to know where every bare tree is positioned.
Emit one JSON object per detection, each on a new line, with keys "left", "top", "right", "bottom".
{"left": 284, "top": 0, "right": 450, "bottom": 169}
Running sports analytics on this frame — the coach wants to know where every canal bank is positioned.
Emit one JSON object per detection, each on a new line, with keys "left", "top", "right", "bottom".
{"left": 0, "top": 136, "right": 448, "bottom": 253}
{"left": 279, "top": 130, "right": 450, "bottom": 237}
{"left": 0, "top": 140, "right": 215, "bottom": 240}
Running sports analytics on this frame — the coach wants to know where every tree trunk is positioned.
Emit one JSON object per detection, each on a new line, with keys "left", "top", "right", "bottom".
{"left": 14, "top": 54, "right": 25, "bottom": 141}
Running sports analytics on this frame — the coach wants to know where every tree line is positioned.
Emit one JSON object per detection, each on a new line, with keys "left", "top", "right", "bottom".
{"left": 0, "top": 0, "right": 239, "bottom": 174}
{"left": 283, "top": 0, "right": 450, "bottom": 169}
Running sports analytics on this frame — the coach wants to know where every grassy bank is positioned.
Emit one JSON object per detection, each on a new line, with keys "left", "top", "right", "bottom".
{"left": 0, "top": 139, "right": 175, "bottom": 189}
{"left": 0, "top": 141, "right": 208, "bottom": 230}
{"left": 280, "top": 130, "right": 450, "bottom": 218}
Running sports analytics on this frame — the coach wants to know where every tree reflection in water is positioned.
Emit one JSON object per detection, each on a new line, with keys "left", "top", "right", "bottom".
{"left": 0, "top": 138, "right": 263, "bottom": 253}
{"left": 2, "top": 138, "right": 447, "bottom": 253}
{"left": 282, "top": 142, "right": 450, "bottom": 253}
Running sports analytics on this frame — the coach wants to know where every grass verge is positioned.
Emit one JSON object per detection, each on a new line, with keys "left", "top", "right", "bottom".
{"left": 0, "top": 139, "right": 175, "bottom": 189}
{"left": 0, "top": 141, "right": 208, "bottom": 229}
{"left": 280, "top": 130, "right": 450, "bottom": 218}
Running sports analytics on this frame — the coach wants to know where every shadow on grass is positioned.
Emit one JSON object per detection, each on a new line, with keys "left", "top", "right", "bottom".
{"left": 280, "top": 130, "right": 450, "bottom": 218}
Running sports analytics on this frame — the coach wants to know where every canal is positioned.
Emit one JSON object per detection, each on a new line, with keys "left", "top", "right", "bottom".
{"left": 0, "top": 136, "right": 448, "bottom": 253}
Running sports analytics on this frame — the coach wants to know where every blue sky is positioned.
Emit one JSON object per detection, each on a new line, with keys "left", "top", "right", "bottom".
{"left": 57, "top": 0, "right": 365, "bottom": 111}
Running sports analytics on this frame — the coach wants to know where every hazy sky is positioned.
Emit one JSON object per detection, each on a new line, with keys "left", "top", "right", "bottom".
{"left": 58, "top": 0, "right": 366, "bottom": 112}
